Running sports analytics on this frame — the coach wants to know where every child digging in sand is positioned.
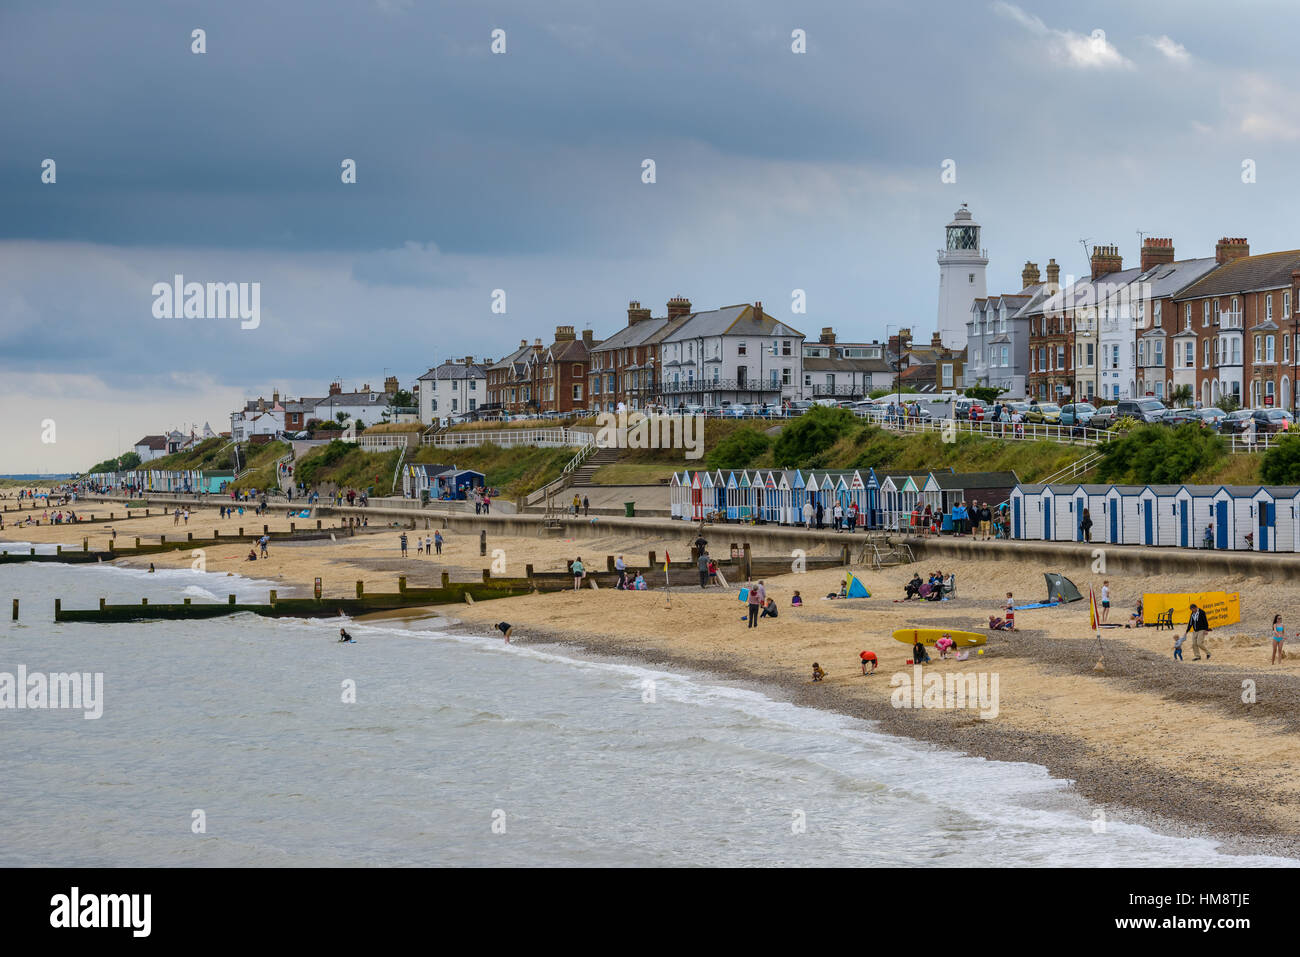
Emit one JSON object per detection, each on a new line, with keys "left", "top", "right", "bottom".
{"left": 812, "top": 662, "right": 826, "bottom": 682}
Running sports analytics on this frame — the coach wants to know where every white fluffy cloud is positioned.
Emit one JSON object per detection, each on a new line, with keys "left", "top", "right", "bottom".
{"left": 993, "top": 2, "right": 1133, "bottom": 70}
{"left": 1147, "top": 35, "right": 1190, "bottom": 63}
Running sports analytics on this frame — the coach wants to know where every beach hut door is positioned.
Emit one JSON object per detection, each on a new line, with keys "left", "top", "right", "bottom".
{"left": 1076, "top": 496, "right": 1086, "bottom": 541}
{"left": 1013, "top": 498, "right": 1021, "bottom": 539}
{"left": 1260, "top": 503, "right": 1273, "bottom": 551}
{"left": 1179, "top": 500, "right": 1189, "bottom": 548}
{"left": 1215, "top": 501, "right": 1229, "bottom": 549}
{"left": 1143, "top": 501, "right": 1154, "bottom": 546}
{"left": 1042, "top": 503, "right": 1052, "bottom": 540}
{"left": 1109, "top": 505, "right": 1118, "bottom": 543}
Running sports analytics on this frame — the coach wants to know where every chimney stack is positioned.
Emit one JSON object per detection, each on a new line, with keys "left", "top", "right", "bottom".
{"left": 1090, "top": 244, "right": 1123, "bottom": 280}
{"left": 272, "top": 389, "right": 280, "bottom": 404}
{"left": 554, "top": 325, "right": 575, "bottom": 341}
{"left": 581, "top": 329, "right": 594, "bottom": 346}
{"left": 383, "top": 375, "right": 399, "bottom": 394}
{"left": 666, "top": 296, "right": 692, "bottom": 320}
{"left": 1216, "top": 237, "right": 1250, "bottom": 265}
{"left": 752, "top": 301, "right": 764, "bottom": 319}
{"left": 627, "top": 300, "right": 652, "bottom": 325}
{"left": 819, "top": 327, "right": 836, "bottom": 344}
{"left": 328, "top": 381, "right": 342, "bottom": 396}
{"left": 1021, "top": 261, "right": 1040, "bottom": 288}
{"left": 1140, "top": 238, "right": 1175, "bottom": 273}
{"left": 931, "top": 331, "right": 943, "bottom": 349}
{"left": 1045, "top": 258, "right": 1061, "bottom": 292}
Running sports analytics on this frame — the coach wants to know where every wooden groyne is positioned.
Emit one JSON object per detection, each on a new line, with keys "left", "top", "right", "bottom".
{"left": 0, "top": 522, "right": 353, "bottom": 565}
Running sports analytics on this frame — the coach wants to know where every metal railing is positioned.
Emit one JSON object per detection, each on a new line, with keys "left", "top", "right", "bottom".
{"left": 854, "top": 410, "right": 1108, "bottom": 446}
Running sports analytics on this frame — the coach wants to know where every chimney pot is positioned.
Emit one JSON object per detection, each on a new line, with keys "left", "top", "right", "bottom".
{"left": 1215, "top": 237, "right": 1250, "bottom": 265}
{"left": 666, "top": 296, "right": 692, "bottom": 320}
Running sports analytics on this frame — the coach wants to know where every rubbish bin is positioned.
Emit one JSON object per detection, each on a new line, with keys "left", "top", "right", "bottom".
{"left": 624, "top": 502, "right": 636, "bottom": 517}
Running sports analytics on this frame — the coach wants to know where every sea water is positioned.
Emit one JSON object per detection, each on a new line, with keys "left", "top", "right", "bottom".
{"left": 0, "top": 562, "right": 1292, "bottom": 867}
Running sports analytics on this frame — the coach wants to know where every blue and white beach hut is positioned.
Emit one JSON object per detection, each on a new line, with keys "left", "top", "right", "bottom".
{"left": 777, "top": 472, "right": 793, "bottom": 524}
{"left": 737, "top": 471, "right": 753, "bottom": 521}
{"left": 669, "top": 472, "right": 683, "bottom": 518}
{"left": 1270, "top": 487, "right": 1300, "bottom": 553}
{"left": 1009, "top": 484, "right": 1045, "bottom": 540}
{"left": 1172, "top": 484, "right": 1213, "bottom": 548}
{"left": 1137, "top": 485, "right": 1181, "bottom": 547}
{"left": 849, "top": 471, "right": 867, "bottom": 528}
{"left": 712, "top": 470, "right": 727, "bottom": 517}
{"left": 725, "top": 472, "right": 740, "bottom": 520}
{"left": 700, "top": 471, "right": 715, "bottom": 519}
{"left": 1249, "top": 487, "right": 1279, "bottom": 551}
{"left": 791, "top": 470, "right": 806, "bottom": 521}
{"left": 834, "top": 475, "right": 851, "bottom": 519}
{"left": 864, "top": 468, "right": 881, "bottom": 528}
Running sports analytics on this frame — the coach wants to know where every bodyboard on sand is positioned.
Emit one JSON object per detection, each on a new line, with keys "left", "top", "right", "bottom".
{"left": 892, "top": 627, "right": 987, "bottom": 648}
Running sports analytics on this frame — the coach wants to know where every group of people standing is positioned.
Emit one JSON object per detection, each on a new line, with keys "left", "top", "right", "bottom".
{"left": 909, "top": 501, "right": 1004, "bottom": 538}
{"left": 799, "top": 498, "right": 860, "bottom": 531}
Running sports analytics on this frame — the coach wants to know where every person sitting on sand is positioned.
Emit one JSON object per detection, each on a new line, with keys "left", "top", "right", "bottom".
{"left": 633, "top": 572, "right": 646, "bottom": 590}
{"left": 860, "top": 651, "right": 878, "bottom": 675}
{"left": 338, "top": 628, "right": 355, "bottom": 644}
{"left": 989, "top": 615, "right": 1011, "bottom": 631}
{"left": 912, "top": 640, "right": 931, "bottom": 665}
{"left": 935, "top": 635, "right": 954, "bottom": 659}
{"left": 791, "top": 591, "right": 802, "bottom": 607}
{"left": 1127, "top": 599, "right": 1143, "bottom": 629}
{"left": 904, "top": 574, "right": 922, "bottom": 600}
{"left": 760, "top": 597, "right": 778, "bottom": 619}
{"left": 246, "top": 549, "right": 258, "bottom": 561}
{"left": 812, "top": 662, "right": 826, "bottom": 682}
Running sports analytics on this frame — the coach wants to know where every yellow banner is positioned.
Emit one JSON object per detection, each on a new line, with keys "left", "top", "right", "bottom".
{"left": 1143, "top": 591, "right": 1241, "bottom": 628}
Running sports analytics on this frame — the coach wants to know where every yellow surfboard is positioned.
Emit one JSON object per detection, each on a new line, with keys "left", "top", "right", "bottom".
{"left": 892, "top": 627, "right": 987, "bottom": 648}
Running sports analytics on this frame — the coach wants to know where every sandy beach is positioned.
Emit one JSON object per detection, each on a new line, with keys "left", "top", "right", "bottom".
{"left": 11, "top": 501, "right": 1300, "bottom": 857}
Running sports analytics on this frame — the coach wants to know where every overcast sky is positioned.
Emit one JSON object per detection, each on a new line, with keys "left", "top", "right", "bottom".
{"left": 3, "top": 0, "right": 1300, "bottom": 471}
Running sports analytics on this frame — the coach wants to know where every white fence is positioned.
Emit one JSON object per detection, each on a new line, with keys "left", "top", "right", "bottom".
{"left": 422, "top": 428, "right": 589, "bottom": 450}
{"left": 854, "top": 410, "right": 1108, "bottom": 446}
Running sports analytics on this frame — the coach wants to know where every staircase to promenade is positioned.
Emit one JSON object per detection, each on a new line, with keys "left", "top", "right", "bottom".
{"left": 568, "top": 447, "right": 621, "bottom": 487}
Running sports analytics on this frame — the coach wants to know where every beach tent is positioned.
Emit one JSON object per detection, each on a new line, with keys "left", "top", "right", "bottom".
{"left": 845, "top": 571, "right": 870, "bottom": 598}
{"left": 1043, "top": 572, "right": 1083, "bottom": 604}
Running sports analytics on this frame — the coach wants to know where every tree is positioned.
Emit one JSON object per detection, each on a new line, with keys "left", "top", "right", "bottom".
{"left": 1215, "top": 395, "right": 1241, "bottom": 413}
{"left": 1170, "top": 384, "right": 1193, "bottom": 407}
{"left": 1260, "top": 433, "right": 1300, "bottom": 484}
{"left": 1096, "top": 424, "right": 1225, "bottom": 484}
{"left": 963, "top": 386, "right": 1005, "bottom": 404}
{"left": 772, "top": 406, "right": 858, "bottom": 467}
{"left": 706, "top": 427, "right": 771, "bottom": 469}
{"left": 335, "top": 411, "right": 351, "bottom": 425}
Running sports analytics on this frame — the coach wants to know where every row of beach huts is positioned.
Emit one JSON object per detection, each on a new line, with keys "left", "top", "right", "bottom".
{"left": 1009, "top": 483, "right": 1300, "bottom": 552}
{"left": 668, "top": 468, "right": 1018, "bottom": 529}
{"left": 82, "top": 469, "right": 235, "bottom": 494}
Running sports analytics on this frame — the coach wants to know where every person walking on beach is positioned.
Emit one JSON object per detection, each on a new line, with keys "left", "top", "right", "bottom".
{"left": 583, "top": 495, "right": 589, "bottom": 517}
{"left": 400, "top": 532, "right": 408, "bottom": 557}
{"left": 1173, "top": 631, "right": 1185, "bottom": 661}
{"left": 572, "top": 493, "right": 581, "bottom": 516}
{"left": 1100, "top": 580, "right": 1110, "bottom": 622}
{"left": 434, "top": 530, "right": 443, "bottom": 555}
{"left": 615, "top": 554, "right": 627, "bottom": 589}
{"left": 571, "top": 556, "right": 585, "bottom": 590}
{"left": 802, "top": 500, "right": 813, "bottom": 529}
{"left": 815, "top": 501, "right": 824, "bottom": 529}
{"left": 173, "top": 508, "right": 180, "bottom": 526}
{"left": 698, "top": 550, "right": 710, "bottom": 588}
{"left": 1272, "top": 614, "right": 1287, "bottom": 665}
{"left": 258, "top": 534, "right": 269, "bottom": 558}
{"left": 417, "top": 537, "right": 424, "bottom": 555}
{"left": 1003, "top": 592, "right": 1015, "bottom": 631}
{"left": 1186, "top": 602, "right": 1211, "bottom": 660}
{"left": 746, "top": 580, "right": 761, "bottom": 628}
{"left": 424, "top": 534, "right": 432, "bottom": 557}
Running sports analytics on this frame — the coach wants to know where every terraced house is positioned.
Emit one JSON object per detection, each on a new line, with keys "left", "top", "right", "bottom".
{"left": 527, "top": 325, "right": 600, "bottom": 414}
{"left": 587, "top": 298, "right": 693, "bottom": 412}
{"left": 801, "top": 328, "right": 892, "bottom": 399}
{"left": 1173, "top": 239, "right": 1300, "bottom": 411}
{"left": 1130, "top": 239, "right": 1218, "bottom": 403}
{"left": 962, "top": 258, "right": 1054, "bottom": 396}
{"left": 484, "top": 339, "right": 539, "bottom": 416}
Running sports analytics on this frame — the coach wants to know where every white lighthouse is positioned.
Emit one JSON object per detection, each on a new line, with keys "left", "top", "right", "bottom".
{"left": 936, "top": 204, "right": 988, "bottom": 350}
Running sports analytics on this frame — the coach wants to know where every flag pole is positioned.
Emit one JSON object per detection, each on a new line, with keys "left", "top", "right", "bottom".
{"left": 1089, "top": 584, "right": 1105, "bottom": 672}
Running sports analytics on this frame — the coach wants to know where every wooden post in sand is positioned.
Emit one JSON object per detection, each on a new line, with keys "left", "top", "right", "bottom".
{"left": 83, "top": 539, "right": 88, "bottom": 552}
{"left": 441, "top": 572, "right": 450, "bottom": 588}
{"left": 398, "top": 576, "right": 407, "bottom": 592}
{"left": 648, "top": 550, "right": 656, "bottom": 568}
{"left": 269, "top": 590, "right": 277, "bottom": 605}
{"left": 742, "top": 543, "right": 752, "bottom": 581}
{"left": 99, "top": 598, "right": 106, "bottom": 610}
{"left": 607, "top": 556, "right": 615, "bottom": 572}
{"left": 355, "top": 581, "right": 364, "bottom": 598}
{"left": 525, "top": 564, "right": 534, "bottom": 580}
{"left": 480, "top": 530, "right": 487, "bottom": 557}
{"left": 11, "top": 599, "right": 16, "bottom": 621}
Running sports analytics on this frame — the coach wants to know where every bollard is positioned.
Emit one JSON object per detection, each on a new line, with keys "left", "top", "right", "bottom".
{"left": 480, "top": 530, "right": 487, "bottom": 557}
{"left": 269, "top": 590, "right": 277, "bottom": 605}
{"left": 228, "top": 594, "right": 236, "bottom": 604}
{"left": 317, "top": 520, "right": 321, "bottom": 529}
{"left": 482, "top": 569, "right": 491, "bottom": 582}
{"left": 215, "top": 530, "right": 220, "bottom": 540}
{"left": 526, "top": 564, "right": 534, "bottom": 579}
{"left": 56, "top": 545, "right": 62, "bottom": 555}
{"left": 83, "top": 539, "right": 88, "bottom": 552}
{"left": 142, "top": 598, "right": 148, "bottom": 605}
{"left": 160, "top": 535, "right": 166, "bottom": 544}
{"left": 184, "top": 598, "right": 192, "bottom": 605}
{"left": 239, "top": 527, "right": 244, "bottom": 536}
{"left": 11, "top": 599, "right": 16, "bottom": 621}
{"left": 356, "top": 581, "right": 364, "bottom": 598}
{"left": 743, "top": 543, "right": 752, "bottom": 581}
{"left": 264, "top": 524, "right": 269, "bottom": 535}
{"left": 607, "top": 556, "right": 615, "bottom": 572}
{"left": 398, "top": 576, "right": 407, "bottom": 592}
{"left": 291, "top": 523, "right": 296, "bottom": 533}
{"left": 55, "top": 599, "right": 60, "bottom": 617}
{"left": 135, "top": 538, "right": 140, "bottom": 548}
{"left": 441, "top": 571, "right": 450, "bottom": 588}
{"left": 648, "top": 550, "right": 656, "bottom": 568}
{"left": 99, "top": 598, "right": 106, "bottom": 610}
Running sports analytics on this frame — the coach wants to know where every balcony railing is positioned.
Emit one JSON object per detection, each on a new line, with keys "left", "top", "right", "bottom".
{"left": 1222, "top": 311, "right": 1243, "bottom": 329}
{"left": 657, "top": 378, "right": 782, "bottom": 394}
{"left": 809, "top": 384, "right": 869, "bottom": 396}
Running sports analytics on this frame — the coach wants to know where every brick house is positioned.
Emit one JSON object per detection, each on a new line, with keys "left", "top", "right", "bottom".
{"left": 528, "top": 326, "right": 600, "bottom": 414}
{"left": 587, "top": 298, "right": 693, "bottom": 412}
{"left": 1174, "top": 239, "right": 1300, "bottom": 410}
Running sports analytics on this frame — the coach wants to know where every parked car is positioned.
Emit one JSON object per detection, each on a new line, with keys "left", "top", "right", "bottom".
{"left": 954, "top": 399, "right": 985, "bottom": 421}
{"left": 1218, "top": 409, "right": 1255, "bottom": 434}
{"left": 1058, "top": 403, "right": 1097, "bottom": 427}
{"left": 1194, "top": 407, "right": 1226, "bottom": 431}
{"left": 1024, "top": 402, "right": 1063, "bottom": 425}
{"left": 1252, "top": 408, "right": 1294, "bottom": 433}
{"left": 1158, "top": 407, "right": 1199, "bottom": 427}
{"left": 1091, "top": 398, "right": 1166, "bottom": 429}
